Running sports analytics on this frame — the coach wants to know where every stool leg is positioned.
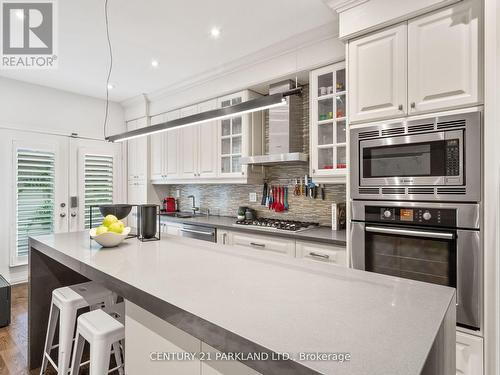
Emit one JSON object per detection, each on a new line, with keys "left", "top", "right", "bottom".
{"left": 69, "top": 332, "right": 85, "bottom": 375}
{"left": 58, "top": 307, "right": 77, "bottom": 375}
{"left": 89, "top": 340, "right": 111, "bottom": 375}
{"left": 40, "top": 303, "right": 59, "bottom": 375}
{"left": 112, "top": 342, "right": 124, "bottom": 375}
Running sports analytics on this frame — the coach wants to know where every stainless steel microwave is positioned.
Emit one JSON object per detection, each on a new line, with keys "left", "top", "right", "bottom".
{"left": 350, "top": 111, "right": 481, "bottom": 202}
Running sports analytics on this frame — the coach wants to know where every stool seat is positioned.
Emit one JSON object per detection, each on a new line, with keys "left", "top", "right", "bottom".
{"left": 78, "top": 309, "right": 124, "bottom": 342}
{"left": 70, "top": 309, "right": 125, "bottom": 375}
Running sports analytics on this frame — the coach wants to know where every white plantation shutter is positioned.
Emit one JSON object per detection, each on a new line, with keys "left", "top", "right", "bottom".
{"left": 16, "top": 149, "right": 55, "bottom": 260}
{"left": 84, "top": 154, "right": 113, "bottom": 228}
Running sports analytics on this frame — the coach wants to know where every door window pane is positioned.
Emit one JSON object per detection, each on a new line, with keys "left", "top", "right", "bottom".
{"left": 318, "top": 98, "right": 333, "bottom": 121}
{"left": 84, "top": 154, "right": 113, "bottom": 228}
{"left": 221, "top": 138, "right": 230, "bottom": 155}
{"left": 232, "top": 136, "right": 242, "bottom": 154}
{"left": 318, "top": 123, "right": 333, "bottom": 145}
{"left": 336, "top": 69, "right": 346, "bottom": 92}
{"left": 318, "top": 148, "right": 333, "bottom": 170}
{"left": 336, "top": 94, "right": 346, "bottom": 118}
{"left": 232, "top": 156, "right": 241, "bottom": 173}
{"left": 221, "top": 157, "right": 230, "bottom": 173}
{"left": 221, "top": 120, "right": 231, "bottom": 136}
{"left": 317, "top": 73, "right": 333, "bottom": 96}
{"left": 336, "top": 121, "right": 346, "bottom": 144}
{"left": 337, "top": 147, "right": 347, "bottom": 169}
{"left": 232, "top": 117, "right": 242, "bottom": 135}
{"left": 16, "top": 149, "right": 55, "bottom": 261}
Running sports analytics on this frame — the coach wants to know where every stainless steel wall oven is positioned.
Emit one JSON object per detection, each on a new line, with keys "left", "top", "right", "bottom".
{"left": 350, "top": 112, "right": 481, "bottom": 202}
{"left": 351, "top": 200, "right": 481, "bottom": 330}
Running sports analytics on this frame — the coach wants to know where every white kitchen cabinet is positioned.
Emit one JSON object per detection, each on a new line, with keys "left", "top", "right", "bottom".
{"left": 127, "top": 179, "right": 147, "bottom": 205}
{"left": 310, "top": 62, "right": 348, "bottom": 182}
{"left": 348, "top": 23, "right": 407, "bottom": 123}
{"left": 217, "top": 91, "right": 264, "bottom": 183}
{"left": 408, "top": 0, "right": 481, "bottom": 114}
{"left": 127, "top": 117, "right": 149, "bottom": 181}
{"left": 198, "top": 100, "right": 218, "bottom": 179}
{"left": 151, "top": 111, "right": 181, "bottom": 182}
{"left": 296, "top": 241, "right": 347, "bottom": 267}
{"left": 230, "top": 232, "right": 295, "bottom": 257}
{"left": 456, "top": 331, "right": 483, "bottom": 375}
{"left": 201, "top": 343, "right": 261, "bottom": 375}
{"left": 180, "top": 105, "right": 199, "bottom": 179}
{"left": 348, "top": 0, "right": 481, "bottom": 124}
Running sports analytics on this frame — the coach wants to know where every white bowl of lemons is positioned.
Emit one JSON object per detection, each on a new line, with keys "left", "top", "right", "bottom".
{"left": 90, "top": 215, "right": 131, "bottom": 248}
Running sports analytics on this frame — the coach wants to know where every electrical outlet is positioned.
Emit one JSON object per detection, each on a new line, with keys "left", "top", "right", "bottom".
{"left": 249, "top": 192, "right": 257, "bottom": 203}
{"left": 176, "top": 189, "right": 180, "bottom": 198}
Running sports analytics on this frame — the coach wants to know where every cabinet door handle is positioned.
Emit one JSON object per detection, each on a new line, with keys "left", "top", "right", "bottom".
{"left": 398, "top": 104, "right": 403, "bottom": 111}
{"left": 309, "top": 252, "right": 329, "bottom": 260}
{"left": 60, "top": 213, "right": 66, "bottom": 218}
{"left": 250, "top": 242, "right": 266, "bottom": 248}
{"left": 410, "top": 102, "right": 416, "bottom": 109}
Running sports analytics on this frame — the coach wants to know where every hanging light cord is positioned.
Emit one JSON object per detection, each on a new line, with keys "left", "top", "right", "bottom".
{"left": 103, "top": 0, "right": 113, "bottom": 139}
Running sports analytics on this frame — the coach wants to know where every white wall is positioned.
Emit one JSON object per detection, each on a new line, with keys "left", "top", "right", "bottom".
{"left": 122, "top": 26, "right": 346, "bottom": 119}
{"left": 0, "top": 76, "right": 125, "bottom": 139}
{"left": 0, "top": 77, "right": 126, "bottom": 284}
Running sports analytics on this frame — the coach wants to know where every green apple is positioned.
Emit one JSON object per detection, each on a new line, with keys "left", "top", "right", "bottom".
{"left": 108, "top": 222, "right": 123, "bottom": 234}
{"left": 102, "top": 214, "right": 118, "bottom": 227}
{"left": 95, "top": 226, "right": 109, "bottom": 235}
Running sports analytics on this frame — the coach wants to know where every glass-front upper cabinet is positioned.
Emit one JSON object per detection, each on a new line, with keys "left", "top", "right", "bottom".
{"left": 217, "top": 90, "right": 264, "bottom": 182}
{"left": 310, "top": 61, "right": 347, "bottom": 181}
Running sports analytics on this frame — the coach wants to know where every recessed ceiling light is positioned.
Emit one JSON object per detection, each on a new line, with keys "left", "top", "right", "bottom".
{"left": 151, "top": 59, "right": 159, "bottom": 68}
{"left": 210, "top": 27, "right": 221, "bottom": 39}
{"left": 107, "top": 83, "right": 115, "bottom": 90}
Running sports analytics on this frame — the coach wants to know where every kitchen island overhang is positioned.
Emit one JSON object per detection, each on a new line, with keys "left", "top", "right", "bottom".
{"left": 28, "top": 232, "right": 456, "bottom": 375}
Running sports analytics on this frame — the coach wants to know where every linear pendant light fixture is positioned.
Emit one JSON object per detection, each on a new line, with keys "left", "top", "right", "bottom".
{"left": 105, "top": 87, "right": 302, "bottom": 142}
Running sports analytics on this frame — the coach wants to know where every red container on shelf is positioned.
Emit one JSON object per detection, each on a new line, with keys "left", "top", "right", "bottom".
{"left": 163, "top": 197, "right": 176, "bottom": 213}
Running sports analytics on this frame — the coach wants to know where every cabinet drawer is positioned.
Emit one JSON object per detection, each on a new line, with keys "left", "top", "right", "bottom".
{"left": 296, "top": 241, "right": 347, "bottom": 267}
{"left": 231, "top": 233, "right": 295, "bottom": 257}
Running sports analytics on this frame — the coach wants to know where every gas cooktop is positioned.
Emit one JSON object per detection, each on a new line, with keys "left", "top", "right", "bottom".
{"left": 233, "top": 218, "right": 319, "bottom": 232}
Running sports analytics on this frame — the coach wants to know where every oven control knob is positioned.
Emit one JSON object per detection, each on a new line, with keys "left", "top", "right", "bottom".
{"left": 383, "top": 210, "right": 392, "bottom": 218}
{"left": 423, "top": 211, "right": 432, "bottom": 221}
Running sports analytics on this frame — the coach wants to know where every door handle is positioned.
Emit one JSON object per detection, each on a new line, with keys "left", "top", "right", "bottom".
{"left": 180, "top": 228, "right": 214, "bottom": 236}
{"left": 60, "top": 213, "right": 66, "bottom": 218}
{"left": 71, "top": 212, "right": 77, "bottom": 217}
{"left": 410, "top": 102, "right": 416, "bottom": 109}
{"left": 309, "top": 252, "right": 330, "bottom": 260}
{"left": 250, "top": 242, "right": 266, "bottom": 248}
{"left": 398, "top": 104, "right": 403, "bottom": 111}
{"left": 365, "top": 226, "right": 454, "bottom": 240}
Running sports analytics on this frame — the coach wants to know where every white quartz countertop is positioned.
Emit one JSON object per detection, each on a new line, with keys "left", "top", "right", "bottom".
{"left": 30, "top": 232, "right": 455, "bottom": 375}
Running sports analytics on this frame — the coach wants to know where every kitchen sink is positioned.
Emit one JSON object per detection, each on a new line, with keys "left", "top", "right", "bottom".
{"left": 163, "top": 212, "right": 193, "bottom": 218}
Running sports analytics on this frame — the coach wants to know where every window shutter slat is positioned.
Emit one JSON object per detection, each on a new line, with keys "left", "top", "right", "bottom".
{"left": 84, "top": 154, "right": 113, "bottom": 228}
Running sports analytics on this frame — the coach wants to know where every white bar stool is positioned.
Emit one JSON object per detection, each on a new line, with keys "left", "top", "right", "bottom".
{"left": 40, "top": 282, "right": 115, "bottom": 375}
{"left": 70, "top": 309, "right": 125, "bottom": 375}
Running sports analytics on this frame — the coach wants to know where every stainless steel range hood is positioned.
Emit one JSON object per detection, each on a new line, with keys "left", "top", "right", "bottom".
{"left": 241, "top": 80, "right": 307, "bottom": 166}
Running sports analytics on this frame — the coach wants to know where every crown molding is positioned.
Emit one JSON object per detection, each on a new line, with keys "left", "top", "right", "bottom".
{"left": 121, "top": 22, "right": 339, "bottom": 107}
{"left": 323, "top": 0, "right": 369, "bottom": 13}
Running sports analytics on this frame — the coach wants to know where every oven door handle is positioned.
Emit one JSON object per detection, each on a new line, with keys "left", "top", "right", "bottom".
{"left": 365, "top": 226, "right": 455, "bottom": 240}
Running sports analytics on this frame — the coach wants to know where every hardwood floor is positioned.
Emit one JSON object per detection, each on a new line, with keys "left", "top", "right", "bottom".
{"left": 0, "top": 283, "right": 37, "bottom": 375}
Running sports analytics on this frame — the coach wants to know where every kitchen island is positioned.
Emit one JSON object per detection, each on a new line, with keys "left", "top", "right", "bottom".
{"left": 28, "top": 232, "right": 455, "bottom": 375}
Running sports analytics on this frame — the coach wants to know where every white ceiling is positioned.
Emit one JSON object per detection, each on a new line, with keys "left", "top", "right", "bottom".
{"left": 0, "top": 0, "right": 336, "bottom": 102}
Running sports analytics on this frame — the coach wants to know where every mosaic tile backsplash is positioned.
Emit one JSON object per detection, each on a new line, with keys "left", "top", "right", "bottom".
{"left": 153, "top": 84, "right": 346, "bottom": 226}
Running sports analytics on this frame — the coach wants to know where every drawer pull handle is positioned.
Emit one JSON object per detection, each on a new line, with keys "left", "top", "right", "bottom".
{"left": 250, "top": 242, "right": 266, "bottom": 248}
{"left": 309, "top": 252, "right": 329, "bottom": 260}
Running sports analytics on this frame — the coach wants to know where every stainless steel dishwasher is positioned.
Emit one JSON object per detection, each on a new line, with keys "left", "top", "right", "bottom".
{"left": 180, "top": 224, "right": 217, "bottom": 242}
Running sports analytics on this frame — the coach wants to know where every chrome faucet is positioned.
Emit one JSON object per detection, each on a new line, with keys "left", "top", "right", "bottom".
{"left": 187, "top": 195, "right": 199, "bottom": 215}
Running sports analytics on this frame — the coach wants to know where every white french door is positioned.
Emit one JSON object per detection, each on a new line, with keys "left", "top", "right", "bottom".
{"left": 69, "top": 138, "right": 124, "bottom": 231}
{"left": 0, "top": 130, "right": 124, "bottom": 267}
{"left": 8, "top": 132, "right": 69, "bottom": 266}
